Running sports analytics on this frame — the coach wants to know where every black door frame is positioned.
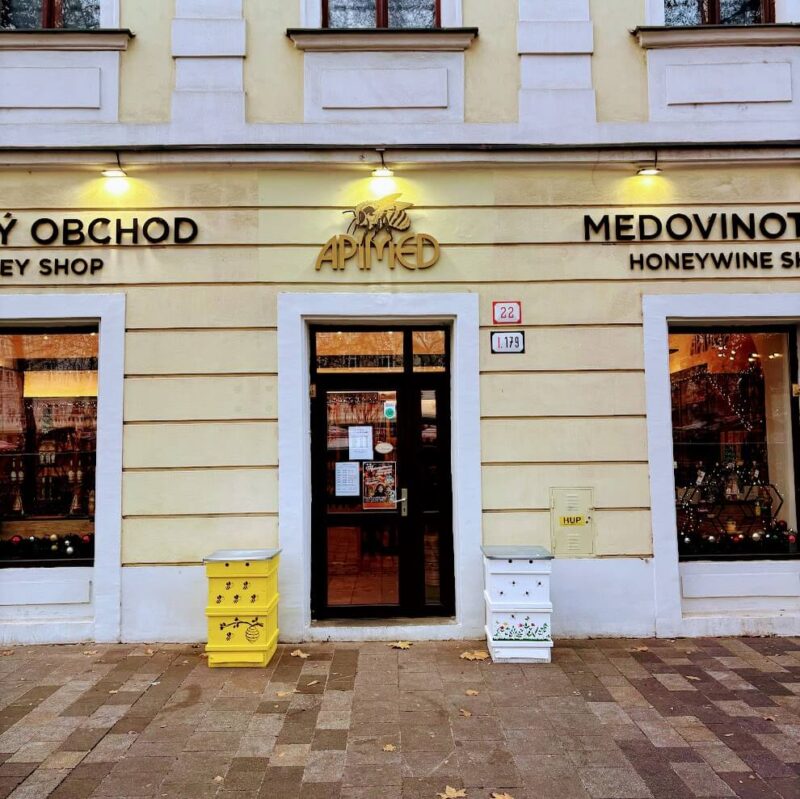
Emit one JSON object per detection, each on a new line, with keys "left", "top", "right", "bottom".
{"left": 309, "top": 325, "right": 455, "bottom": 620}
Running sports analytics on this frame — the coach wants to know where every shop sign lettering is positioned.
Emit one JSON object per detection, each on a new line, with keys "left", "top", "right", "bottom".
{"left": 316, "top": 194, "right": 440, "bottom": 272}
{"left": 583, "top": 211, "right": 800, "bottom": 273}
{"left": 0, "top": 212, "right": 199, "bottom": 279}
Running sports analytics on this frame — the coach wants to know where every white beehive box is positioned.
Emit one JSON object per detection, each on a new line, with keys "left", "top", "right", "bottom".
{"left": 482, "top": 545, "right": 554, "bottom": 663}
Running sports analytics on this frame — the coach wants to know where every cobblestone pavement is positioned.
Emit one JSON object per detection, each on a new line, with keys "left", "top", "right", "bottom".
{"left": 0, "top": 638, "right": 799, "bottom": 799}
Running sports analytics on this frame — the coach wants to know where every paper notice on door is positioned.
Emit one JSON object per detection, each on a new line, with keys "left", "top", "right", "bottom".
{"left": 348, "top": 426, "right": 373, "bottom": 460}
{"left": 335, "top": 461, "right": 360, "bottom": 497}
{"left": 363, "top": 461, "right": 397, "bottom": 510}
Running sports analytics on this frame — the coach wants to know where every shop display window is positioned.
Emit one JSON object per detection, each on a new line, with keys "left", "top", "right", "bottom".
{"left": 664, "top": 0, "right": 774, "bottom": 26}
{"left": 670, "top": 328, "right": 799, "bottom": 560}
{"left": 0, "top": 327, "right": 98, "bottom": 568}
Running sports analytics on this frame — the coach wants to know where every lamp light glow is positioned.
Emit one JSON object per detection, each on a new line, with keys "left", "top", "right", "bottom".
{"left": 371, "top": 148, "right": 394, "bottom": 178}
{"left": 637, "top": 166, "right": 662, "bottom": 177}
{"left": 102, "top": 152, "right": 127, "bottom": 178}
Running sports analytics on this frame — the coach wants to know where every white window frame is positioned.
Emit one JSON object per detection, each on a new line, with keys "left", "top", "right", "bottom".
{"left": 277, "top": 292, "right": 482, "bottom": 642}
{"left": 643, "top": 292, "right": 800, "bottom": 638}
{"left": 302, "top": 0, "right": 462, "bottom": 27}
{"left": 0, "top": 293, "right": 125, "bottom": 644}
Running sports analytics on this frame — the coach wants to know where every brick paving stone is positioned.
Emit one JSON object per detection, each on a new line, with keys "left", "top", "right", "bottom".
{"left": 0, "top": 639, "right": 796, "bottom": 797}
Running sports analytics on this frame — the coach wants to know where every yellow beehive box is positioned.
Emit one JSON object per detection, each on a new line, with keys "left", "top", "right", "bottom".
{"left": 203, "top": 549, "right": 280, "bottom": 668}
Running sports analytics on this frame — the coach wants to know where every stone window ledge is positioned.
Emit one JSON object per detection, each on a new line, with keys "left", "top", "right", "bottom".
{"left": 633, "top": 23, "right": 800, "bottom": 49}
{"left": 287, "top": 27, "right": 478, "bottom": 52}
{"left": 0, "top": 29, "right": 133, "bottom": 51}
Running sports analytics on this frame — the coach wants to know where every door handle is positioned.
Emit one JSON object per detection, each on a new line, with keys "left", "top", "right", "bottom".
{"left": 399, "top": 488, "right": 408, "bottom": 517}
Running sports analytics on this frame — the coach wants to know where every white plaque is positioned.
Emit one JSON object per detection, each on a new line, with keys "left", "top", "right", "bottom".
{"left": 348, "top": 425, "right": 373, "bottom": 460}
{"left": 335, "top": 462, "right": 360, "bottom": 497}
{"left": 490, "top": 331, "right": 525, "bottom": 354}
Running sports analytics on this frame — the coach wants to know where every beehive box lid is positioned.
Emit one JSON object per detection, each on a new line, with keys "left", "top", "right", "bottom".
{"left": 481, "top": 545, "right": 553, "bottom": 560}
{"left": 204, "top": 549, "right": 282, "bottom": 562}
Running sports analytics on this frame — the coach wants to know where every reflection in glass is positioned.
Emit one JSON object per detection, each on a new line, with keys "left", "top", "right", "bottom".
{"left": 327, "top": 524, "right": 399, "bottom": 605}
{"left": 388, "top": 0, "right": 436, "bottom": 28}
{"left": 0, "top": 0, "right": 99, "bottom": 28}
{"left": 413, "top": 330, "right": 446, "bottom": 372}
{"left": 665, "top": 0, "right": 764, "bottom": 25}
{"left": 326, "top": 0, "right": 376, "bottom": 27}
{"left": 670, "top": 330, "right": 798, "bottom": 559}
{"left": 0, "top": 329, "right": 98, "bottom": 568}
{"left": 63, "top": 0, "right": 100, "bottom": 28}
{"left": 316, "top": 331, "right": 404, "bottom": 373}
{"left": 2, "top": 0, "right": 43, "bottom": 28}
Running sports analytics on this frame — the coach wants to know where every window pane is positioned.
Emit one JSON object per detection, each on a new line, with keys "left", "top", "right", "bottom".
{"left": 0, "top": 328, "right": 98, "bottom": 568}
{"left": 413, "top": 330, "right": 446, "bottom": 372}
{"left": 670, "top": 330, "right": 798, "bottom": 560}
{"left": 327, "top": 0, "right": 376, "bottom": 28}
{"left": 388, "top": 0, "right": 436, "bottom": 28}
{"left": 1, "top": 0, "right": 43, "bottom": 28}
{"left": 720, "top": 0, "right": 762, "bottom": 23}
{"left": 62, "top": 0, "right": 100, "bottom": 28}
{"left": 316, "top": 331, "right": 404, "bottom": 373}
{"left": 664, "top": 0, "right": 704, "bottom": 24}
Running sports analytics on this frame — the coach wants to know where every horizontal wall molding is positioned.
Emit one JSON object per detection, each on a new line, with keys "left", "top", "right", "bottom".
{"left": 0, "top": 29, "right": 132, "bottom": 51}
{"left": 635, "top": 23, "right": 800, "bottom": 49}
{"left": 287, "top": 28, "right": 478, "bottom": 52}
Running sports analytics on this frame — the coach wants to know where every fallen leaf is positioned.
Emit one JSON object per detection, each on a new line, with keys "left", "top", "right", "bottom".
{"left": 144, "top": 648, "right": 155, "bottom": 656}
{"left": 685, "top": 676, "right": 701, "bottom": 681}
{"left": 0, "top": 650, "right": 14, "bottom": 656}
{"left": 764, "top": 715, "right": 776, "bottom": 722}
{"left": 276, "top": 691, "right": 291, "bottom": 698}
{"left": 491, "top": 793, "right": 515, "bottom": 799}
{"left": 307, "top": 680, "right": 319, "bottom": 686}
{"left": 389, "top": 641, "right": 412, "bottom": 650}
{"left": 630, "top": 646, "right": 649, "bottom": 653}
{"left": 382, "top": 743, "right": 397, "bottom": 752}
{"left": 437, "top": 787, "right": 467, "bottom": 799}
{"left": 290, "top": 649, "right": 310, "bottom": 659}
{"left": 213, "top": 775, "right": 224, "bottom": 783}
{"left": 181, "top": 660, "right": 189, "bottom": 665}
{"left": 151, "top": 682, "right": 160, "bottom": 686}
{"left": 108, "top": 690, "right": 118, "bottom": 694}
{"left": 82, "top": 650, "right": 98, "bottom": 656}
{"left": 459, "top": 708, "right": 472, "bottom": 718}
{"left": 465, "top": 689, "right": 480, "bottom": 696}
{"left": 459, "top": 650, "right": 490, "bottom": 662}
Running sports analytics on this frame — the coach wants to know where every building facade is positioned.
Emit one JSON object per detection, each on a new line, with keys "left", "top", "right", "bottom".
{"left": 1, "top": 0, "right": 799, "bottom": 645}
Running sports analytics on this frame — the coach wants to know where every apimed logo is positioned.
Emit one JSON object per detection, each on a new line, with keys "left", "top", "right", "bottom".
{"left": 315, "top": 193, "right": 440, "bottom": 272}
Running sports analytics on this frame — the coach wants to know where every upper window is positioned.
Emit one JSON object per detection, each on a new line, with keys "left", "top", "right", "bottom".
{"left": 323, "top": 0, "right": 440, "bottom": 28}
{"left": 664, "top": 0, "right": 774, "bottom": 25}
{"left": 0, "top": 0, "right": 100, "bottom": 29}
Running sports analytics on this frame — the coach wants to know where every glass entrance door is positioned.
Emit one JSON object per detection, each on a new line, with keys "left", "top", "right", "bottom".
{"left": 310, "top": 327, "right": 454, "bottom": 619}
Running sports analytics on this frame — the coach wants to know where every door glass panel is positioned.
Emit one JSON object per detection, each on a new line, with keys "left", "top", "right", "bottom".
{"left": 424, "top": 521, "right": 441, "bottom": 604}
{"left": 316, "top": 331, "right": 403, "bottom": 373}
{"left": 670, "top": 330, "right": 799, "bottom": 560}
{"left": 327, "top": 522, "right": 399, "bottom": 606}
{"left": 326, "top": 390, "right": 398, "bottom": 514}
{"left": 413, "top": 330, "right": 446, "bottom": 372}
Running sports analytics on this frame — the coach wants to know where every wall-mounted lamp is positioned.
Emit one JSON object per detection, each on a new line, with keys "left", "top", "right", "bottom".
{"left": 371, "top": 148, "right": 394, "bottom": 178}
{"left": 102, "top": 152, "right": 127, "bottom": 178}
{"left": 636, "top": 151, "right": 662, "bottom": 177}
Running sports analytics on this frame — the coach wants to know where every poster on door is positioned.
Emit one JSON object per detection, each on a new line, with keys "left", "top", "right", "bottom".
{"left": 362, "top": 461, "right": 397, "bottom": 510}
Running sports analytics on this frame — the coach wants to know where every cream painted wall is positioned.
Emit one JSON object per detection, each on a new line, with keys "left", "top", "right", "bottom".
{"left": 244, "top": 0, "right": 304, "bottom": 123}
{"left": 464, "top": 0, "right": 518, "bottom": 123}
{"left": 1, "top": 163, "right": 799, "bottom": 565}
{"left": 591, "top": 0, "right": 648, "bottom": 123}
{"left": 119, "top": 0, "right": 174, "bottom": 123}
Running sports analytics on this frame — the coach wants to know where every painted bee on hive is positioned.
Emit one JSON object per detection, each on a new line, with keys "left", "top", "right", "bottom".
{"left": 345, "top": 193, "right": 414, "bottom": 238}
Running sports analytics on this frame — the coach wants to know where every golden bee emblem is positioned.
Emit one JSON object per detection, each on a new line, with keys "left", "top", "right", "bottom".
{"left": 345, "top": 193, "right": 413, "bottom": 238}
